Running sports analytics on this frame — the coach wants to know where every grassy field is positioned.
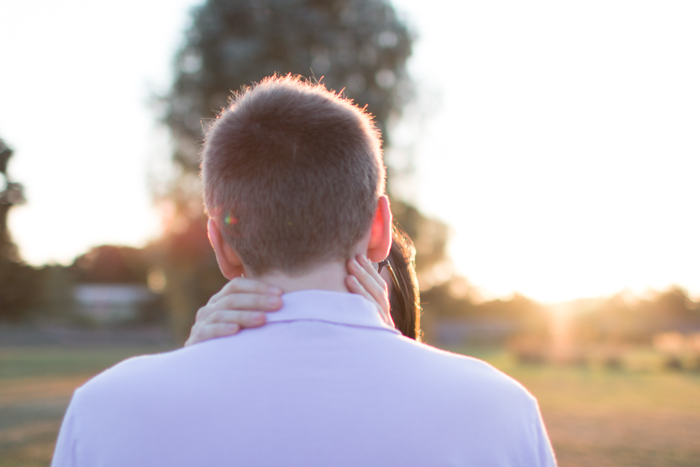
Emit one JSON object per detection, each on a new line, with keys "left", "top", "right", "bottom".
{"left": 460, "top": 348, "right": 700, "bottom": 467}
{"left": 1, "top": 346, "right": 699, "bottom": 467}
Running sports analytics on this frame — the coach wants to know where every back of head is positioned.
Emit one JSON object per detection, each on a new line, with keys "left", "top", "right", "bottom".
{"left": 201, "top": 76, "right": 385, "bottom": 275}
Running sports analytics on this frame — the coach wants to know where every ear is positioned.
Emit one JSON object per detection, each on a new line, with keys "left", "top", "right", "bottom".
{"left": 366, "top": 195, "right": 392, "bottom": 262}
{"left": 207, "top": 218, "right": 245, "bottom": 279}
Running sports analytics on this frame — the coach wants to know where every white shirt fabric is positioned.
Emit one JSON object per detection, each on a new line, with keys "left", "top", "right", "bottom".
{"left": 52, "top": 290, "right": 556, "bottom": 467}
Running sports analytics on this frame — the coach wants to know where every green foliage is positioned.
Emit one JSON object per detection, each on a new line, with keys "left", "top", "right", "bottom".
{"left": 0, "top": 264, "right": 80, "bottom": 323}
{"left": 0, "top": 138, "right": 34, "bottom": 321}
{"left": 572, "top": 287, "right": 700, "bottom": 344}
{"left": 0, "top": 139, "right": 23, "bottom": 263}
{"left": 0, "top": 261, "right": 41, "bottom": 322}
{"left": 421, "top": 282, "right": 551, "bottom": 344}
{"left": 164, "top": 0, "right": 413, "bottom": 177}
{"left": 70, "top": 245, "right": 151, "bottom": 284}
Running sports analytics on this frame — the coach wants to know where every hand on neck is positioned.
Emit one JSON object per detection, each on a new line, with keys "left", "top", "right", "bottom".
{"left": 248, "top": 260, "right": 350, "bottom": 294}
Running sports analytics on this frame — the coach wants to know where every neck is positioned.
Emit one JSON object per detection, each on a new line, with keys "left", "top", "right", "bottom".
{"left": 250, "top": 260, "right": 350, "bottom": 294}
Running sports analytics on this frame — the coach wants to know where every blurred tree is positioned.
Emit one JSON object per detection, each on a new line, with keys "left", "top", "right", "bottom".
{"left": 0, "top": 138, "right": 38, "bottom": 321}
{"left": 66, "top": 245, "right": 168, "bottom": 325}
{"left": 159, "top": 0, "right": 451, "bottom": 342}
{"left": 420, "top": 282, "right": 551, "bottom": 344}
{"left": 70, "top": 245, "right": 151, "bottom": 284}
{"left": 571, "top": 287, "right": 700, "bottom": 345}
{"left": 165, "top": 0, "right": 412, "bottom": 178}
{"left": 33, "top": 265, "right": 77, "bottom": 323}
{"left": 0, "top": 138, "right": 25, "bottom": 263}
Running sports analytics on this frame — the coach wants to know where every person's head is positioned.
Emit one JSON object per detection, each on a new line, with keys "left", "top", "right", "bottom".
{"left": 384, "top": 227, "right": 422, "bottom": 341}
{"left": 201, "top": 75, "right": 391, "bottom": 278}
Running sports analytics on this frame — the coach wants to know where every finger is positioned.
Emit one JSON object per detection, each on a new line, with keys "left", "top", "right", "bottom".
{"left": 347, "top": 258, "right": 392, "bottom": 327}
{"left": 206, "top": 309, "right": 267, "bottom": 328}
{"left": 347, "top": 272, "right": 392, "bottom": 327}
{"left": 345, "top": 275, "right": 380, "bottom": 309}
{"left": 210, "top": 277, "right": 283, "bottom": 304}
{"left": 195, "top": 304, "right": 217, "bottom": 323}
{"left": 349, "top": 256, "right": 389, "bottom": 311}
{"left": 359, "top": 255, "right": 389, "bottom": 294}
{"left": 209, "top": 277, "right": 283, "bottom": 304}
{"left": 212, "top": 293, "right": 282, "bottom": 312}
{"left": 186, "top": 322, "right": 241, "bottom": 346}
{"left": 356, "top": 255, "right": 393, "bottom": 327}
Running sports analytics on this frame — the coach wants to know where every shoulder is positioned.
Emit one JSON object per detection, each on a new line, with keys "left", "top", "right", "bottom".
{"left": 74, "top": 345, "right": 205, "bottom": 403}
{"left": 395, "top": 341, "right": 554, "bottom": 460}
{"left": 393, "top": 338, "right": 538, "bottom": 407}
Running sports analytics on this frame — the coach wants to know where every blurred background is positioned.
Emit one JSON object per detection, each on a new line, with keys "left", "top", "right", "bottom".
{"left": 1, "top": 1, "right": 699, "bottom": 466}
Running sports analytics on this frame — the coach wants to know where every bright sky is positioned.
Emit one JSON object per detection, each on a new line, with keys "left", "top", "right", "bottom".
{"left": 1, "top": 1, "right": 699, "bottom": 303}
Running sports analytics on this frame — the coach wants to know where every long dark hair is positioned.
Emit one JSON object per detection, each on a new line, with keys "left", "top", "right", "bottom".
{"left": 388, "top": 226, "right": 422, "bottom": 341}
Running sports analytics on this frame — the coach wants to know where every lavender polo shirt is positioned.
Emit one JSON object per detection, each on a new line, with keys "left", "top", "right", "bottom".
{"left": 52, "top": 290, "right": 556, "bottom": 467}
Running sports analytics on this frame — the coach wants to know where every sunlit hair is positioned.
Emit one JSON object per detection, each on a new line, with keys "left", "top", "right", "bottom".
{"left": 201, "top": 75, "right": 385, "bottom": 275}
{"left": 388, "top": 226, "right": 422, "bottom": 341}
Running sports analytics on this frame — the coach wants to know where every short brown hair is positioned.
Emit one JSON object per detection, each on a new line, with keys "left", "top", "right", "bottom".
{"left": 201, "top": 76, "right": 385, "bottom": 275}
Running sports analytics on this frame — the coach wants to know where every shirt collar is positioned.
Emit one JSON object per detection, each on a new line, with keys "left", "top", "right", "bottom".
{"left": 265, "top": 290, "right": 400, "bottom": 335}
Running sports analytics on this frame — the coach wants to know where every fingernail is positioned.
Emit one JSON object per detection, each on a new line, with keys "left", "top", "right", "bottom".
{"left": 269, "top": 286, "right": 283, "bottom": 294}
{"left": 268, "top": 296, "right": 280, "bottom": 306}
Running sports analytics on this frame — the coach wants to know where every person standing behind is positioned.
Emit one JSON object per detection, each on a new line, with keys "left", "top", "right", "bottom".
{"left": 52, "top": 76, "right": 556, "bottom": 466}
